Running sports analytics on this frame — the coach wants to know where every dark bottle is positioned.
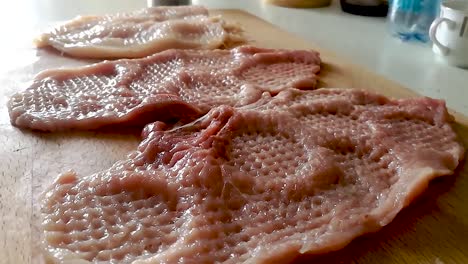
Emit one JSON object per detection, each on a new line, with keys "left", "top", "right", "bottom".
{"left": 340, "top": 0, "right": 388, "bottom": 17}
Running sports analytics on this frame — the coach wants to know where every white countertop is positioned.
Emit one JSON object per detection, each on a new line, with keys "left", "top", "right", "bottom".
{"left": 1, "top": 0, "right": 466, "bottom": 115}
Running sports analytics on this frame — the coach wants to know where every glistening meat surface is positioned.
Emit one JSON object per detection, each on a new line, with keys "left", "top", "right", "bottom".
{"left": 40, "top": 88, "right": 464, "bottom": 264}
{"left": 35, "top": 6, "right": 244, "bottom": 59}
{"left": 8, "top": 46, "right": 321, "bottom": 131}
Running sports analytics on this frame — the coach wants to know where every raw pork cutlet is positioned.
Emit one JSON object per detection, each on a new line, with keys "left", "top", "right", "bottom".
{"left": 35, "top": 6, "right": 244, "bottom": 59}
{"left": 40, "top": 88, "right": 464, "bottom": 264}
{"left": 8, "top": 46, "right": 321, "bottom": 131}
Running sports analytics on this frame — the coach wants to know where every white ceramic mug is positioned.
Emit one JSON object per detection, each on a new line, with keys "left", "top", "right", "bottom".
{"left": 429, "top": 0, "right": 468, "bottom": 68}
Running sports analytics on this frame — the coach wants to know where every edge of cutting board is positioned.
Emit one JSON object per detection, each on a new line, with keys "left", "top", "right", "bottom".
{"left": 212, "top": 8, "right": 468, "bottom": 127}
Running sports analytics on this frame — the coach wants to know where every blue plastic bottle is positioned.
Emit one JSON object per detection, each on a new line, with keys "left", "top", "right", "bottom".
{"left": 387, "top": 0, "right": 440, "bottom": 42}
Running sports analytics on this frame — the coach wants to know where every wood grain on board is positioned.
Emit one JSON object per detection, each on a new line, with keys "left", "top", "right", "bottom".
{"left": 0, "top": 9, "right": 466, "bottom": 264}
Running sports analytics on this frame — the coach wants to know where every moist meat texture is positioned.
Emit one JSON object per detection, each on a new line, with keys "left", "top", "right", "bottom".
{"left": 35, "top": 6, "right": 244, "bottom": 59}
{"left": 8, "top": 46, "right": 321, "bottom": 131}
{"left": 41, "top": 88, "right": 464, "bottom": 264}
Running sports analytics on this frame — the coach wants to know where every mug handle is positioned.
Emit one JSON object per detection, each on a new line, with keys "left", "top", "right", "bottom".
{"left": 429, "top": 17, "right": 455, "bottom": 56}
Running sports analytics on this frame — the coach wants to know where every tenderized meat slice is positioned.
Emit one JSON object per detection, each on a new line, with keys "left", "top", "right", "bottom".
{"left": 40, "top": 88, "right": 464, "bottom": 264}
{"left": 35, "top": 6, "right": 244, "bottom": 59}
{"left": 8, "top": 46, "right": 321, "bottom": 131}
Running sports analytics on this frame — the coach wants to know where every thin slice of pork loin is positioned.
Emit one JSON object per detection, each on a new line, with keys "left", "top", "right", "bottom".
{"left": 41, "top": 88, "right": 464, "bottom": 264}
{"left": 8, "top": 46, "right": 321, "bottom": 131}
{"left": 34, "top": 6, "right": 244, "bottom": 59}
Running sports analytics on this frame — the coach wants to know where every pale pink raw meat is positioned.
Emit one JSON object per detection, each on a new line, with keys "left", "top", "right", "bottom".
{"left": 40, "top": 88, "right": 464, "bottom": 264}
{"left": 8, "top": 46, "right": 321, "bottom": 131}
{"left": 35, "top": 6, "right": 244, "bottom": 59}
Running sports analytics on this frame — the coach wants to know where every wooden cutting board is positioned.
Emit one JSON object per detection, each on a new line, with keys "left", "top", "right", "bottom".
{"left": 0, "top": 9, "right": 467, "bottom": 264}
